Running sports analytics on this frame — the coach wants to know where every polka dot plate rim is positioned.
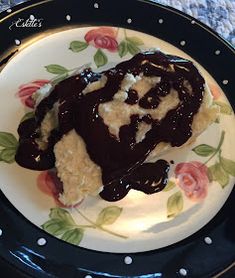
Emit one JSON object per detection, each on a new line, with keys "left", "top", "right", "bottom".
{"left": 0, "top": 0, "right": 234, "bottom": 277}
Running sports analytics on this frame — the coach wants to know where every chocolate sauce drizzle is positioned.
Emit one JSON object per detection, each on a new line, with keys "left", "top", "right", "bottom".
{"left": 15, "top": 51, "right": 205, "bottom": 201}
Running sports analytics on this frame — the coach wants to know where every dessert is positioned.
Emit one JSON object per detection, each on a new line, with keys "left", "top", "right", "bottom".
{"left": 15, "top": 51, "right": 219, "bottom": 205}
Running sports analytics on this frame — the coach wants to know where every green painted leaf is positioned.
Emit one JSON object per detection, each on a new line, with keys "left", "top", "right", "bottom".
{"left": 210, "top": 163, "right": 229, "bottom": 188}
{"left": 163, "top": 180, "right": 176, "bottom": 192}
{"left": 126, "top": 36, "right": 144, "bottom": 46}
{"left": 41, "top": 219, "right": 71, "bottom": 236}
{"left": 220, "top": 157, "right": 235, "bottom": 176}
{"left": 127, "top": 42, "right": 140, "bottom": 55}
{"left": 96, "top": 206, "right": 122, "bottom": 226}
{"left": 0, "top": 148, "right": 16, "bottom": 163}
{"left": 0, "top": 132, "right": 18, "bottom": 148}
{"left": 49, "top": 207, "right": 75, "bottom": 225}
{"left": 51, "top": 73, "right": 69, "bottom": 86}
{"left": 167, "top": 191, "right": 183, "bottom": 218}
{"left": 94, "top": 49, "right": 108, "bottom": 68}
{"left": 45, "top": 64, "right": 69, "bottom": 75}
{"left": 192, "top": 144, "right": 216, "bottom": 157}
{"left": 20, "top": 112, "right": 34, "bottom": 123}
{"left": 118, "top": 41, "right": 128, "bottom": 58}
{"left": 61, "top": 228, "right": 84, "bottom": 245}
{"left": 69, "top": 41, "right": 88, "bottom": 52}
{"left": 214, "top": 101, "right": 233, "bottom": 115}
{"left": 208, "top": 164, "right": 216, "bottom": 182}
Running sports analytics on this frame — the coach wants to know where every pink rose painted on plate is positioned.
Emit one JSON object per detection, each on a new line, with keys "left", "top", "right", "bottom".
{"left": 37, "top": 170, "right": 82, "bottom": 208}
{"left": 209, "top": 83, "right": 221, "bottom": 100}
{"left": 16, "top": 79, "right": 50, "bottom": 108}
{"left": 174, "top": 161, "right": 209, "bottom": 201}
{"left": 85, "top": 27, "right": 118, "bottom": 52}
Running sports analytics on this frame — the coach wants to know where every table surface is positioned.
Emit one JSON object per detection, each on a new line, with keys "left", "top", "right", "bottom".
{"left": 0, "top": 0, "right": 234, "bottom": 277}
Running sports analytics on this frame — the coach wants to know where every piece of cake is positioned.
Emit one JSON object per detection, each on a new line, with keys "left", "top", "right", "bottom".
{"left": 15, "top": 51, "right": 219, "bottom": 205}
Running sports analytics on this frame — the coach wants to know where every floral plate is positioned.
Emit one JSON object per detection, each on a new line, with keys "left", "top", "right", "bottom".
{"left": 0, "top": 0, "right": 234, "bottom": 277}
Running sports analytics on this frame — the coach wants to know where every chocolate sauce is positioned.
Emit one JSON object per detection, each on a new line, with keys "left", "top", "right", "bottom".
{"left": 125, "top": 89, "right": 139, "bottom": 105}
{"left": 139, "top": 78, "right": 171, "bottom": 109}
{"left": 15, "top": 51, "right": 205, "bottom": 201}
{"left": 100, "top": 160, "right": 170, "bottom": 201}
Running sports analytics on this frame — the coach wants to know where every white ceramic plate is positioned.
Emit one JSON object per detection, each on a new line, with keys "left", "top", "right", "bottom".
{"left": 0, "top": 26, "right": 234, "bottom": 253}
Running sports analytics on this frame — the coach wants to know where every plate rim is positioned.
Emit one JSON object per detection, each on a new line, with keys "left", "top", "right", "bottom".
{"left": 0, "top": 0, "right": 234, "bottom": 277}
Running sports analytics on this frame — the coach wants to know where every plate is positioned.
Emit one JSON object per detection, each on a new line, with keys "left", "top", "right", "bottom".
{"left": 0, "top": 0, "right": 234, "bottom": 277}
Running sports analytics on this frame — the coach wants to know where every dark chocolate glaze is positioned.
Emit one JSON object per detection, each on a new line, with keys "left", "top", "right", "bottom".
{"left": 138, "top": 78, "right": 170, "bottom": 109}
{"left": 100, "top": 160, "right": 170, "bottom": 201}
{"left": 15, "top": 51, "right": 205, "bottom": 201}
{"left": 125, "top": 89, "right": 139, "bottom": 105}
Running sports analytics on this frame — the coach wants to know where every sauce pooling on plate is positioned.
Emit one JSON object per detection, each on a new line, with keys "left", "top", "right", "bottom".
{"left": 15, "top": 51, "right": 205, "bottom": 201}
